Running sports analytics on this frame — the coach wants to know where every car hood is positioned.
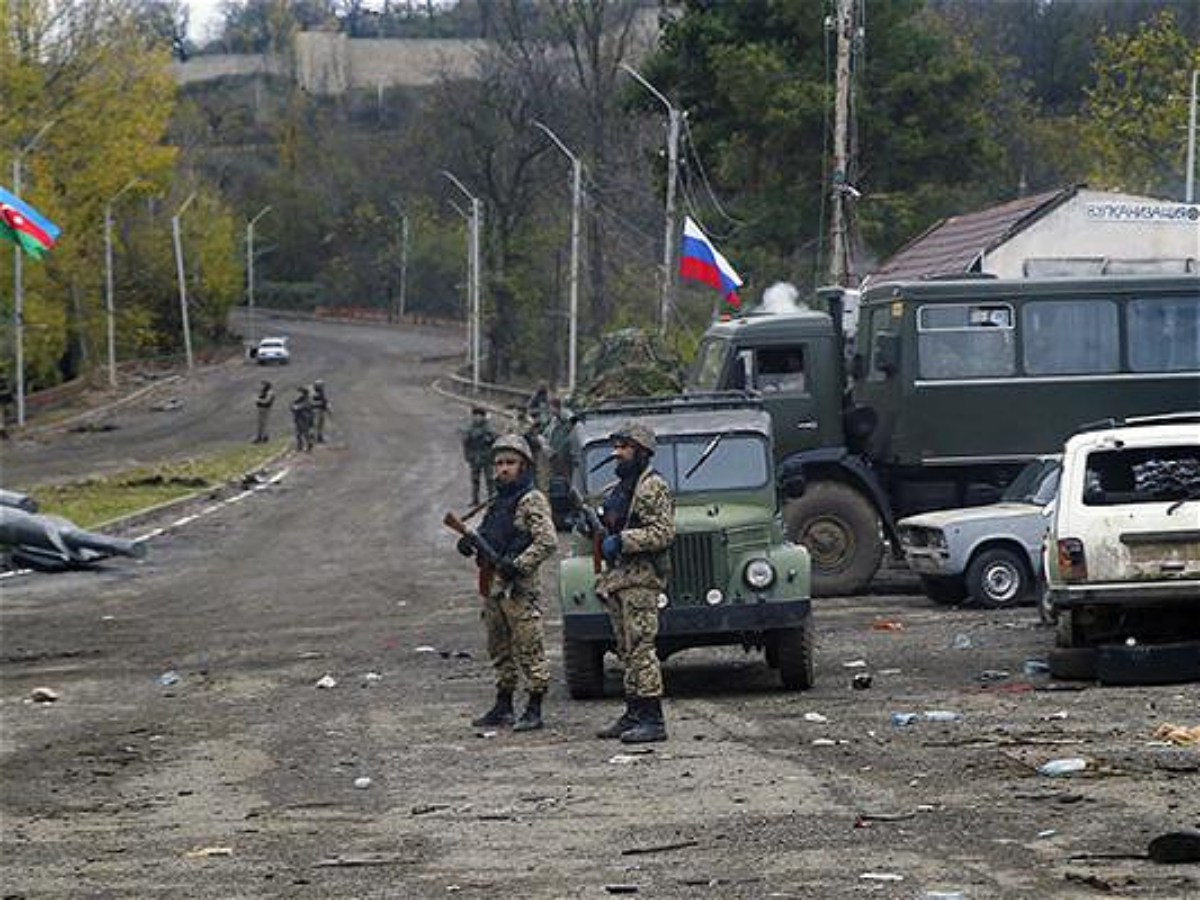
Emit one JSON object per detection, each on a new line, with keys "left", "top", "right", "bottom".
{"left": 901, "top": 503, "right": 1044, "bottom": 531}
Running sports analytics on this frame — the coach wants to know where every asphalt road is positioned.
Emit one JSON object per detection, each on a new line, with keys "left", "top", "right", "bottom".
{"left": 1, "top": 316, "right": 1197, "bottom": 898}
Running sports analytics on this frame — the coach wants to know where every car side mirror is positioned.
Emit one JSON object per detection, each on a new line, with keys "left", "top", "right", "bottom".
{"left": 873, "top": 332, "right": 900, "bottom": 375}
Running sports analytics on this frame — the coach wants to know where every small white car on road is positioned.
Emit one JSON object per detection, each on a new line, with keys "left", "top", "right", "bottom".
{"left": 1045, "top": 413, "right": 1200, "bottom": 682}
{"left": 898, "top": 456, "right": 1060, "bottom": 608}
{"left": 255, "top": 336, "right": 290, "bottom": 365}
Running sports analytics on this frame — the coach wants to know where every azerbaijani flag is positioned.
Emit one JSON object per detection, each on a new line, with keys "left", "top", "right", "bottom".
{"left": 0, "top": 185, "right": 61, "bottom": 260}
{"left": 679, "top": 216, "right": 743, "bottom": 308}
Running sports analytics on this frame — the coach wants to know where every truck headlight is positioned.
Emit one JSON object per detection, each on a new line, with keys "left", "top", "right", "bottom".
{"left": 744, "top": 559, "right": 776, "bottom": 590}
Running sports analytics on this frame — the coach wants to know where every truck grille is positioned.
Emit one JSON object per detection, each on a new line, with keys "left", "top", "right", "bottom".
{"left": 669, "top": 533, "right": 722, "bottom": 604}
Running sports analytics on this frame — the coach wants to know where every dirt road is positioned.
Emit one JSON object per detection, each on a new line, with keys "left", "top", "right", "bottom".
{"left": 2, "top": 316, "right": 1197, "bottom": 899}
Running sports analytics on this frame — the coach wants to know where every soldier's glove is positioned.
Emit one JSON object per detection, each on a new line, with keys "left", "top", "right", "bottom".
{"left": 456, "top": 535, "right": 477, "bottom": 558}
{"left": 601, "top": 533, "right": 622, "bottom": 563}
{"left": 497, "top": 557, "right": 523, "bottom": 581}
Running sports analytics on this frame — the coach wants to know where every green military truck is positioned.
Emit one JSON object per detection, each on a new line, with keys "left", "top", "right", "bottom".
{"left": 689, "top": 275, "right": 1200, "bottom": 596}
{"left": 556, "top": 394, "right": 814, "bottom": 697}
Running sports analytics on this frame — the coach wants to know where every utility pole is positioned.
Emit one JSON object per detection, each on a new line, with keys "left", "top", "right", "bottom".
{"left": 534, "top": 121, "right": 584, "bottom": 396}
{"left": 448, "top": 199, "right": 472, "bottom": 366}
{"left": 622, "top": 64, "right": 681, "bottom": 334}
{"left": 246, "top": 205, "right": 272, "bottom": 348}
{"left": 104, "top": 179, "right": 140, "bottom": 389}
{"left": 828, "top": 0, "right": 857, "bottom": 287}
{"left": 442, "top": 171, "right": 482, "bottom": 391}
{"left": 11, "top": 119, "right": 55, "bottom": 427}
{"left": 171, "top": 192, "right": 197, "bottom": 373}
{"left": 399, "top": 213, "right": 409, "bottom": 319}
{"left": 1186, "top": 69, "right": 1197, "bottom": 203}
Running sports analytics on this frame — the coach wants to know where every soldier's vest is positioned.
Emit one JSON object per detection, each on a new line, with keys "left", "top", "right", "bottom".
{"left": 605, "top": 470, "right": 672, "bottom": 586}
{"left": 478, "top": 479, "right": 534, "bottom": 560}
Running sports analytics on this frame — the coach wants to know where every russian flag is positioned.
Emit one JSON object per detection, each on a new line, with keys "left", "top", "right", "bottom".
{"left": 679, "top": 216, "right": 743, "bottom": 308}
{"left": 0, "top": 185, "right": 61, "bottom": 260}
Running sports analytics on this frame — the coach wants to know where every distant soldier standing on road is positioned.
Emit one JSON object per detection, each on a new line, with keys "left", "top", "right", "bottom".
{"left": 457, "top": 435, "right": 557, "bottom": 732}
{"left": 595, "top": 421, "right": 675, "bottom": 743}
{"left": 461, "top": 406, "right": 497, "bottom": 505}
{"left": 311, "top": 380, "right": 330, "bottom": 443}
{"left": 253, "top": 381, "right": 275, "bottom": 443}
{"left": 290, "top": 386, "right": 314, "bottom": 452}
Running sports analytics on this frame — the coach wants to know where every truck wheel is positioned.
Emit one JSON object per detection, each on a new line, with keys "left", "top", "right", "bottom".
{"left": 965, "top": 547, "right": 1032, "bottom": 609}
{"left": 783, "top": 482, "right": 883, "bottom": 596}
{"left": 563, "top": 638, "right": 605, "bottom": 700}
{"left": 773, "top": 621, "right": 815, "bottom": 690}
{"left": 918, "top": 575, "right": 967, "bottom": 605}
{"left": 1048, "top": 646, "right": 1096, "bottom": 680}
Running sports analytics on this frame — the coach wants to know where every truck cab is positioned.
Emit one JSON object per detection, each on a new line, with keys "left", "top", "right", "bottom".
{"left": 556, "top": 394, "right": 814, "bottom": 698}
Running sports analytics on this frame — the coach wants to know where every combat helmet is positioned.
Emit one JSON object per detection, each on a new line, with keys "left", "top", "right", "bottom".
{"left": 611, "top": 420, "right": 656, "bottom": 455}
{"left": 492, "top": 433, "right": 533, "bottom": 464}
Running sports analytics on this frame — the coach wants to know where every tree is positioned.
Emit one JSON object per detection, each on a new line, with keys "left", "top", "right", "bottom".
{"left": 1083, "top": 11, "right": 1200, "bottom": 197}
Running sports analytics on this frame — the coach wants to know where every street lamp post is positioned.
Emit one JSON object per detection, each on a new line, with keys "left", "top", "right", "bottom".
{"left": 1186, "top": 69, "right": 1198, "bottom": 204}
{"left": 534, "top": 121, "right": 583, "bottom": 397}
{"left": 246, "top": 205, "right": 273, "bottom": 348}
{"left": 448, "top": 199, "right": 472, "bottom": 365}
{"left": 171, "top": 192, "right": 197, "bottom": 372}
{"left": 104, "top": 179, "right": 141, "bottom": 390}
{"left": 11, "top": 119, "right": 56, "bottom": 427}
{"left": 621, "top": 64, "right": 681, "bottom": 334}
{"left": 441, "top": 170, "right": 482, "bottom": 391}
{"left": 390, "top": 199, "right": 410, "bottom": 321}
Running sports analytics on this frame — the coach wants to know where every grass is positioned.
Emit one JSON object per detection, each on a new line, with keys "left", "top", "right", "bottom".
{"left": 22, "top": 440, "right": 288, "bottom": 529}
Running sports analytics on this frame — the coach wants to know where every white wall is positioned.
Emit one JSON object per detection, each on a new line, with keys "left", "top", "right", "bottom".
{"left": 984, "top": 190, "right": 1200, "bottom": 277}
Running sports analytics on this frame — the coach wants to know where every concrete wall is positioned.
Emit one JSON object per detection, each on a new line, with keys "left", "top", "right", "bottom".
{"left": 176, "top": 7, "right": 663, "bottom": 94}
{"left": 984, "top": 190, "right": 1200, "bottom": 277}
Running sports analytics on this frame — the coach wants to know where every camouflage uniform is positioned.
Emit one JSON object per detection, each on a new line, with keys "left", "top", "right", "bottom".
{"left": 598, "top": 467, "right": 675, "bottom": 698}
{"left": 290, "top": 388, "right": 314, "bottom": 452}
{"left": 254, "top": 382, "right": 275, "bottom": 443}
{"left": 311, "top": 381, "right": 330, "bottom": 443}
{"left": 462, "top": 412, "right": 497, "bottom": 504}
{"left": 480, "top": 487, "right": 557, "bottom": 694}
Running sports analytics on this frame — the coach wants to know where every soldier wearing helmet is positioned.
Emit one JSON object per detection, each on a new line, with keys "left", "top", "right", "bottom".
{"left": 456, "top": 433, "right": 558, "bottom": 732}
{"left": 461, "top": 406, "right": 497, "bottom": 505}
{"left": 595, "top": 419, "right": 675, "bottom": 743}
{"left": 289, "top": 385, "right": 314, "bottom": 452}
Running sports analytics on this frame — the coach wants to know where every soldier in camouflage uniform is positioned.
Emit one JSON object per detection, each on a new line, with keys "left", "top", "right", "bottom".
{"left": 290, "top": 386, "right": 314, "bottom": 452}
{"left": 595, "top": 421, "right": 675, "bottom": 743}
{"left": 461, "top": 407, "right": 497, "bottom": 505}
{"left": 456, "top": 434, "right": 558, "bottom": 732}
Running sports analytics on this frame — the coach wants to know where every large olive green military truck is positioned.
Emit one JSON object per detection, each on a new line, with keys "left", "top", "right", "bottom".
{"left": 556, "top": 394, "right": 814, "bottom": 698}
{"left": 689, "top": 275, "right": 1200, "bottom": 596}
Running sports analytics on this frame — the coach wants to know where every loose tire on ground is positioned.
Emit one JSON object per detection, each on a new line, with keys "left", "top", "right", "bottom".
{"left": 965, "top": 547, "right": 1033, "bottom": 609}
{"left": 1095, "top": 642, "right": 1200, "bottom": 686}
{"left": 918, "top": 575, "right": 967, "bottom": 605}
{"left": 773, "top": 620, "right": 815, "bottom": 690}
{"left": 783, "top": 481, "right": 883, "bottom": 597}
{"left": 1048, "top": 646, "right": 1097, "bottom": 680}
{"left": 563, "top": 638, "right": 605, "bottom": 699}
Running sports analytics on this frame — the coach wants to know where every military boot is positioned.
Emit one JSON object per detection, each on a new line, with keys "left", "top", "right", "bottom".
{"left": 620, "top": 696, "right": 667, "bottom": 744}
{"left": 471, "top": 689, "right": 515, "bottom": 728}
{"left": 512, "top": 692, "right": 544, "bottom": 732}
{"left": 595, "top": 695, "right": 637, "bottom": 739}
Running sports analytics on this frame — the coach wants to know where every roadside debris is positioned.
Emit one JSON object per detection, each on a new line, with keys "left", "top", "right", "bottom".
{"left": 843, "top": 659, "right": 868, "bottom": 668}
{"left": 871, "top": 618, "right": 904, "bottom": 632}
{"left": 1037, "top": 757, "right": 1088, "bottom": 777}
{"left": 315, "top": 675, "right": 337, "bottom": 689}
{"left": 803, "top": 712, "right": 829, "bottom": 724}
{"left": 29, "top": 686, "right": 59, "bottom": 703}
{"left": 852, "top": 673, "right": 873, "bottom": 690}
{"left": 860, "top": 872, "right": 904, "bottom": 882}
{"left": 314, "top": 853, "right": 407, "bottom": 868}
{"left": 1, "top": 506, "right": 146, "bottom": 571}
{"left": 891, "top": 711, "right": 963, "bottom": 726}
{"left": 411, "top": 803, "right": 451, "bottom": 816}
{"left": 362, "top": 672, "right": 383, "bottom": 684}
{"left": 1023, "top": 659, "right": 1051, "bottom": 676}
{"left": 1153, "top": 723, "right": 1200, "bottom": 746}
{"left": 1148, "top": 829, "right": 1200, "bottom": 864}
{"left": 414, "top": 645, "right": 437, "bottom": 653}
{"left": 68, "top": 421, "right": 119, "bottom": 433}
{"left": 157, "top": 670, "right": 181, "bottom": 687}
{"left": 353, "top": 777, "right": 373, "bottom": 790}
{"left": 621, "top": 839, "right": 699, "bottom": 856}
{"left": 951, "top": 633, "right": 973, "bottom": 650}
{"left": 150, "top": 397, "right": 184, "bottom": 412}
{"left": 184, "top": 846, "right": 233, "bottom": 858}
{"left": 604, "top": 885, "right": 640, "bottom": 894}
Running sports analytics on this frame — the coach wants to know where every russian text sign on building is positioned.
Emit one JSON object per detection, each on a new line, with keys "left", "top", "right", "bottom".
{"left": 1085, "top": 202, "right": 1200, "bottom": 224}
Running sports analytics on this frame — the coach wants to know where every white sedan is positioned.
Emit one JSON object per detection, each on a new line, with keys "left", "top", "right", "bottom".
{"left": 255, "top": 337, "right": 290, "bottom": 365}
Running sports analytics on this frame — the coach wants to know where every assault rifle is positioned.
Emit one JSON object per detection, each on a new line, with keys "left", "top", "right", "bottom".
{"left": 567, "top": 485, "right": 605, "bottom": 575}
{"left": 442, "top": 510, "right": 503, "bottom": 597}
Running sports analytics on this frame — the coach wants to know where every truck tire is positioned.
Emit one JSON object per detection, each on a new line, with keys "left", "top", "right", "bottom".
{"left": 1095, "top": 642, "right": 1200, "bottom": 686}
{"left": 1048, "top": 646, "right": 1096, "bottom": 680}
{"left": 563, "top": 638, "right": 605, "bottom": 700}
{"left": 783, "top": 481, "right": 883, "bottom": 596}
{"left": 918, "top": 575, "right": 967, "bottom": 605}
{"left": 965, "top": 547, "right": 1033, "bottom": 609}
{"left": 773, "top": 620, "right": 815, "bottom": 690}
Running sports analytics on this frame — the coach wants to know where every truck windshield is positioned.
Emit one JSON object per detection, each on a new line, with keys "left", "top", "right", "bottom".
{"left": 689, "top": 339, "right": 729, "bottom": 390}
{"left": 1000, "top": 458, "right": 1060, "bottom": 505}
{"left": 584, "top": 434, "right": 769, "bottom": 495}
